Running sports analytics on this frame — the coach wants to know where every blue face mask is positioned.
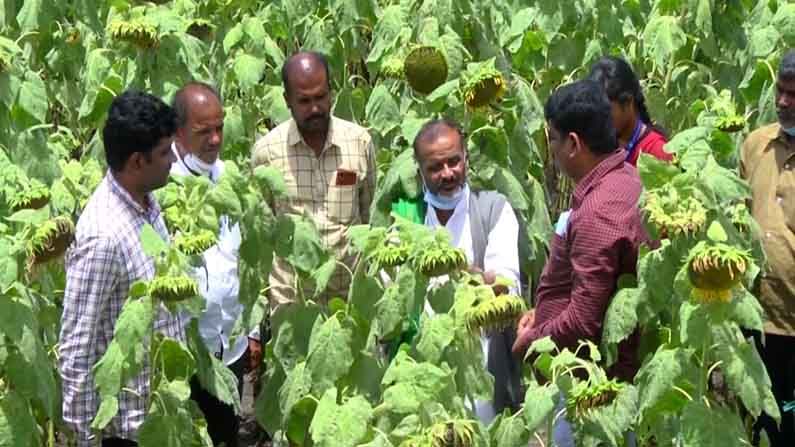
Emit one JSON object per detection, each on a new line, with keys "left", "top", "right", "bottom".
{"left": 422, "top": 178, "right": 468, "bottom": 210}
{"left": 783, "top": 126, "right": 795, "bottom": 137}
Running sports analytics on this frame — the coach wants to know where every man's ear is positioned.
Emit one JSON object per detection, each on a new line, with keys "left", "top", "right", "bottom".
{"left": 568, "top": 132, "right": 584, "bottom": 158}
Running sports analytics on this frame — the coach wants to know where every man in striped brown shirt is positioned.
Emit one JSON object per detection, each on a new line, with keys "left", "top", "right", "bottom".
{"left": 512, "top": 79, "right": 646, "bottom": 382}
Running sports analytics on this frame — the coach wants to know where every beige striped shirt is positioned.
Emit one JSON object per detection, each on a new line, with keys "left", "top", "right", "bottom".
{"left": 251, "top": 116, "right": 376, "bottom": 308}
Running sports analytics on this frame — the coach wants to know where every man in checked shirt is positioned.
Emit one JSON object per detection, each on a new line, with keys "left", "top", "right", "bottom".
{"left": 58, "top": 90, "right": 185, "bottom": 447}
{"left": 512, "top": 80, "right": 647, "bottom": 446}
{"left": 251, "top": 51, "right": 376, "bottom": 312}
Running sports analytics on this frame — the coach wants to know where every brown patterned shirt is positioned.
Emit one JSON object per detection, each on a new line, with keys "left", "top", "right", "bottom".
{"left": 251, "top": 116, "right": 376, "bottom": 309}
{"left": 740, "top": 123, "right": 795, "bottom": 336}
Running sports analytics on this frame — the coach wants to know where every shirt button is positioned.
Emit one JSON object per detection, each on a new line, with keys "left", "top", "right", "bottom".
{"left": 777, "top": 195, "right": 784, "bottom": 205}
{"left": 766, "top": 231, "right": 772, "bottom": 238}
{"left": 786, "top": 164, "right": 791, "bottom": 169}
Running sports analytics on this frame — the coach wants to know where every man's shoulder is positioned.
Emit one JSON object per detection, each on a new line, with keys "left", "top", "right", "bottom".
{"left": 253, "top": 119, "right": 293, "bottom": 147}
{"left": 470, "top": 189, "right": 509, "bottom": 207}
{"left": 743, "top": 123, "right": 780, "bottom": 156}
{"left": 330, "top": 116, "right": 372, "bottom": 143}
{"left": 582, "top": 166, "right": 642, "bottom": 218}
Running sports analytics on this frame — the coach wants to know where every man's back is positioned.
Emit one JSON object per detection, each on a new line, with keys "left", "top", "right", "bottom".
{"left": 533, "top": 152, "right": 645, "bottom": 380}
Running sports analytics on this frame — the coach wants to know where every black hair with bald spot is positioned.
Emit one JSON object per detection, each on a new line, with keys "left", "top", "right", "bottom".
{"left": 281, "top": 51, "right": 331, "bottom": 95}
{"left": 412, "top": 118, "right": 467, "bottom": 162}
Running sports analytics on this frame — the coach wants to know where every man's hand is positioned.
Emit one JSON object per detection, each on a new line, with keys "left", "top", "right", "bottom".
{"left": 469, "top": 266, "right": 509, "bottom": 295}
{"left": 512, "top": 309, "right": 535, "bottom": 358}
{"left": 248, "top": 338, "right": 262, "bottom": 372}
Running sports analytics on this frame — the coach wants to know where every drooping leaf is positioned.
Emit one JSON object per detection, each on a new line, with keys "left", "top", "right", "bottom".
{"left": 306, "top": 314, "right": 355, "bottom": 394}
{"left": 309, "top": 387, "right": 373, "bottom": 447}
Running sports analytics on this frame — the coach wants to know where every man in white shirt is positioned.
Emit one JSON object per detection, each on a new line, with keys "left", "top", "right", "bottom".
{"left": 413, "top": 119, "right": 523, "bottom": 424}
{"left": 170, "top": 82, "right": 260, "bottom": 447}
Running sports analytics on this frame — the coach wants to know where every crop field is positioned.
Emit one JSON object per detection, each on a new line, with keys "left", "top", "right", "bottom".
{"left": 0, "top": 0, "right": 793, "bottom": 446}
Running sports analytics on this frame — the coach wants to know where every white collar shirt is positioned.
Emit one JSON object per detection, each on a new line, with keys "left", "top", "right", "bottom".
{"left": 424, "top": 185, "right": 521, "bottom": 425}
{"left": 170, "top": 143, "right": 253, "bottom": 365}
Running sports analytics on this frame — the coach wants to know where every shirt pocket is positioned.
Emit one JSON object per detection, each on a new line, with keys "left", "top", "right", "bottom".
{"left": 542, "top": 233, "right": 572, "bottom": 287}
{"left": 326, "top": 183, "right": 358, "bottom": 224}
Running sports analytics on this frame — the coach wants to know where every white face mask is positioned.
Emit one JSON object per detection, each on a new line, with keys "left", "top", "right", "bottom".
{"left": 421, "top": 174, "right": 467, "bottom": 210}
{"left": 183, "top": 152, "right": 214, "bottom": 177}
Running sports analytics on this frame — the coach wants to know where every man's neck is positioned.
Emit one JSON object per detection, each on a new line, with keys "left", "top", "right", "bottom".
{"left": 434, "top": 207, "right": 454, "bottom": 226}
{"left": 112, "top": 171, "right": 149, "bottom": 210}
{"left": 300, "top": 127, "right": 329, "bottom": 155}
{"left": 573, "top": 152, "right": 613, "bottom": 185}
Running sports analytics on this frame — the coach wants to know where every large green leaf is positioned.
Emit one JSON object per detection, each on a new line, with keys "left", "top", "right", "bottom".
{"left": 306, "top": 314, "right": 355, "bottom": 394}
{"left": 92, "top": 296, "right": 155, "bottom": 429}
{"left": 381, "top": 351, "right": 454, "bottom": 414}
{"left": 600, "top": 287, "right": 641, "bottom": 367}
{"left": 635, "top": 347, "right": 694, "bottom": 416}
{"left": 522, "top": 379, "right": 559, "bottom": 432}
{"left": 413, "top": 314, "right": 455, "bottom": 364}
{"left": 0, "top": 390, "right": 40, "bottom": 447}
{"left": 233, "top": 53, "right": 267, "bottom": 91}
{"left": 680, "top": 400, "right": 749, "bottom": 446}
{"left": 642, "top": 16, "right": 687, "bottom": 72}
{"left": 712, "top": 323, "right": 779, "bottom": 421}
{"left": 365, "top": 84, "right": 400, "bottom": 137}
{"left": 309, "top": 387, "right": 373, "bottom": 447}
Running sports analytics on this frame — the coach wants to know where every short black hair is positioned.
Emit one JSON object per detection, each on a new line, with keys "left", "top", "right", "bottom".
{"left": 413, "top": 118, "right": 467, "bottom": 161}
{"left": 102, "top": 90, "right": 177, "bottom": 172}
{"left": 172, "top": 82, "right": 221, "bottom": 128}
{"left": 544, "top": 79, "right": 617, "bottom": 155}
{"left": 780, "top": 50, "right": 795, "bottom": 81}
{"left": 281, "top": 51, "right": 331, "bottom": 95}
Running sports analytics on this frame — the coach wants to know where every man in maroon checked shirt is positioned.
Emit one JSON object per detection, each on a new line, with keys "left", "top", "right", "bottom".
{"left": 512, "top": 79, "right": 646, "bottom": 381}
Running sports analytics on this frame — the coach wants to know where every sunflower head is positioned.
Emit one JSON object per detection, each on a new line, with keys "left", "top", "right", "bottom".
{"left": 643, "top": 186, "right": 707, "bottom": 238}
{"left": 9, "top": 182, "right": 50, "bottom": 211}
{"left": 404, "top": 45, "right": 449, "bottom": 94}
{"left": 27, "top": 216, "right": 74, "bottom": 265}
{"left": 149, "top": 275, "right": 199, "bottom": 303}
{"left": 173, "top": 229, "right": 217, "bottom": 256}
{"left": 566, "top": 379, "right": 625, "bottom": 419}
{"left": 108, "top": 19, "right": 159, "bottom": 49}
{"left": 687, "top": 241, "right": 751, "bottom": 304}
{"left": 464, "top": 294, "right": 526, "bottom": 333}
{"left": 460, "top": 58, "right": 507, "bottom": 109}
{"left": 186, "top": 19, "right": 214, "bottom": 40}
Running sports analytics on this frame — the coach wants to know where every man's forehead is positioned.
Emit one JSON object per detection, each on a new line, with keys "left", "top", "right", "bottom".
{"left": 419, "top": 131, "right": 464, "bottom": 157}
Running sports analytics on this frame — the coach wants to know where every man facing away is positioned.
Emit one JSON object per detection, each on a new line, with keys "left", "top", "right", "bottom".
{"left": 512, "top": 80, "right": 647, "bottom": 446}
{"left": 740, "top": 49, "right": 795, "bottom": 447}
{"left": 59, "top": 90, "right": 185, "bottom": 447}
{"left": 169, "top": 81, "right": 261, "bottom": 447}
{"left": 251, "top": 51, "right": 376, "bottom": 311}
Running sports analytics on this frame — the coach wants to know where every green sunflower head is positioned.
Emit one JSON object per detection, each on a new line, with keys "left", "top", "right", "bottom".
{"left": 149, "top": 275, "right": 199, "bottom": 303}
{"left": 687, "top": 241, "right": 751, "bottom": 304}
{"left": 404, "top": 45, "right": 449, "bottom": 94}
{"left": 459, "top": 58, "right": 506, "bottom": 109}
{"left": 27, "top": 216, "right": 74, "bottom": 265}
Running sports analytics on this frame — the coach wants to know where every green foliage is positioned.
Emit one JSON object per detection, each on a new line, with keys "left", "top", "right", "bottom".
{"left": 0, "top": 0, "right": 788, "bottom": 444}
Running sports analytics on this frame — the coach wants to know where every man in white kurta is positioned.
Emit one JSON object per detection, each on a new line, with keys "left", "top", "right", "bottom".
{"left": 414, "top": 119, "right": 522, "bottom": 424}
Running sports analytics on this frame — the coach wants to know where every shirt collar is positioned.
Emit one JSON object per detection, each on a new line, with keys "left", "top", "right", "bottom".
{"left": 107, "top": 170, "right": 162, "bottom": 220}
{"left": 571, "top": 150, "right": 627, "bottom": 208}
{"left": 287, "top": 116, "right": 338, "bottom": 154}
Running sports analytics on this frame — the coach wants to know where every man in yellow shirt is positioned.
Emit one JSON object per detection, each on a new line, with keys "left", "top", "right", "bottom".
{"left": 740, "top": 49, "right": 795, "bottom": 446}
{"left": 251, "top": 51, "right": 376, "bottom": 311}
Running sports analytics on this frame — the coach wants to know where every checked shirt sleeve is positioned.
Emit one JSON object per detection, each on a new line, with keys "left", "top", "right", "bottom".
{"left": 359, "top": 137, "right": 376, "bottom": 224}
{"left": 59, "top": 235, "right": 120, "bottom": 446}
